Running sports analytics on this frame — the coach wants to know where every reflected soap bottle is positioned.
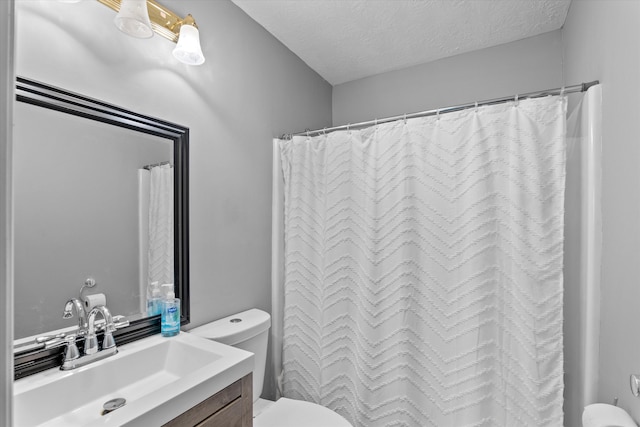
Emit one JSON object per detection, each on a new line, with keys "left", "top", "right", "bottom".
{"left": 161, "top": 288, "right": 180, "bottom": 337}
{"left": 146, "top": 281, "right": 161, "bottom": 316}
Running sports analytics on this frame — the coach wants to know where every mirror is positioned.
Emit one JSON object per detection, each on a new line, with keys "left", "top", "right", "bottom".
{"left": 13, "top": 77, "right": 189, "bottom": 377}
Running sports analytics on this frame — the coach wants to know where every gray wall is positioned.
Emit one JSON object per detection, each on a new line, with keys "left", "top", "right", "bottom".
{"left": 14, "top": 0, "right": 331, "bottom": 398}
{"left": 562, "top": 0, "right": 640, "bottom": 420}
{"left": 332, "top": 30, "right": 563, "bottom": 126}
{"left": 1, "top": 0, "right": 14, "bottom": 424}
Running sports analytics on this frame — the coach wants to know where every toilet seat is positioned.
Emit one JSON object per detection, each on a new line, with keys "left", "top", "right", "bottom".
{"left": 254, "top": 398, "right": 352, "bottom": 427}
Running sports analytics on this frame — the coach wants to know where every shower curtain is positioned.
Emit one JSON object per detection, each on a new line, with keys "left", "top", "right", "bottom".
{"left": 274, "top": 96, "right": 568, "bottom": 426}
{"left": 147, "top": 164, "right": 174, "bottom": 286}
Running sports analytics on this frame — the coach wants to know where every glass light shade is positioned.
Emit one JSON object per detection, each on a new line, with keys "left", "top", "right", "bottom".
{"left": 172, "top": 25, "right": 205, "bottom": 66}
{"left": 114, "top": 0, "right": 153, "bottom": 39}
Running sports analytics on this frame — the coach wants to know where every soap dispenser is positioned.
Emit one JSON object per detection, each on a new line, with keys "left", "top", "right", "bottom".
{"left": 161, "top": 284, "right": 180, "bottom": 337}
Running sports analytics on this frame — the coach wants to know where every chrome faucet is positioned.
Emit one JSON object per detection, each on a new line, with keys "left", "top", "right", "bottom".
{"left": 60, "top": 303, "right": 129, "bottom": 371}
{"left": 62, "top": 298, "right": 88, "bottom": 336}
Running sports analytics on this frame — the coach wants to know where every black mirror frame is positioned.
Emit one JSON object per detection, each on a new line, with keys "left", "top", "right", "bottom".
{"left": 13, "top": 76, "right": 190, "bottom": 380}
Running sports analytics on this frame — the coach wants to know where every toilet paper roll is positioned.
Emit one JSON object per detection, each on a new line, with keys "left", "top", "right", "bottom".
{"left": 83, "top": 293, "right": 106, "bottom": 311}
{"left": 583, "top": 403, "right": 637, "bottom": 427}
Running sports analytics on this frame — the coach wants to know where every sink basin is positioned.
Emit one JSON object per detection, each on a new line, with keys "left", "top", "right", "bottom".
{"left": 14, "top": 332, "right": 253, "bottom": 426}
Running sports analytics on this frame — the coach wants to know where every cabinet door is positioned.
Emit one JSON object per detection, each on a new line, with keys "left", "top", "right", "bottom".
{"left": 196, "top": 398, "right": 242, "bottom": 427}
{"left": 163, "top": 373, "right": 252, "bottom": 427}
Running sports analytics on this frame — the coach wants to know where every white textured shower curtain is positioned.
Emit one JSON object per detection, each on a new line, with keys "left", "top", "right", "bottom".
{"left": 276, "top": 96, "right": 566, "bottom": 426}
{"left": 148, "top": 164, "right": 174, "bottom": 285}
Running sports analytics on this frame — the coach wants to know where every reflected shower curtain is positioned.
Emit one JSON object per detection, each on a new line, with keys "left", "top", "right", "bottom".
{"left": 277, "top": 96, "right": 566, "bottom": 426}
{"left": 148, "top": 164, "right": 174, "bottom": 285}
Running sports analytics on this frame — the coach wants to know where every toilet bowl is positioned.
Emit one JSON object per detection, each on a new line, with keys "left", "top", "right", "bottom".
{"left": 189, "top": 309, "right": 352, "bottom": 427}
{"left": 253, "top": 396, "right": 351, "bottom": 427}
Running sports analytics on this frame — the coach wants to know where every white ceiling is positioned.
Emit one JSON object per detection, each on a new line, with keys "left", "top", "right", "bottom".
{"left": 231, "top": 0, "right": 572, "bottom": 86}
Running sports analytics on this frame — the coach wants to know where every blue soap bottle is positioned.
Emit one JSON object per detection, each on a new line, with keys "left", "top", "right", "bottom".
{"left": 161, "top": 289, "right": 180, "bottom": 337}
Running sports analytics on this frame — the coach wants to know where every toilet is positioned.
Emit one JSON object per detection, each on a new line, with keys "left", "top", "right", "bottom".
{"left": 189, "top": 309, "right": 352, "bottom": 427}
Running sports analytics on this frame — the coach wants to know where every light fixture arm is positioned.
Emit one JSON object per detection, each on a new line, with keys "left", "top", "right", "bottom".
{"left": 174, "top": 14, "right": 198, "bottom": 32}
{"left": 97, "top": 0, "right": 199, "bottom": 43}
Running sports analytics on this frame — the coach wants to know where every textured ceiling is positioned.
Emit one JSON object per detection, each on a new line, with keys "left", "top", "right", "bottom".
{"left": 231, "top": 0, "right": 572, "bottom": 85}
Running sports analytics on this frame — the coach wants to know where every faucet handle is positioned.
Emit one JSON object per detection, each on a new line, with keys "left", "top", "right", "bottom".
{"left": 59, "top": 334, "right": 81, "bottom": 371}
{"left": 102, "top": 331, "right": 116, "bottom": 350}
{"left": 63, "top": 334, "right": 80, "bottom": 361}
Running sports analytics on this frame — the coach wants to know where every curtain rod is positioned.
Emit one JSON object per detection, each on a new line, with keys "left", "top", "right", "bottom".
{"left": 281, "top": 80, "right": 599, "bottom": 139}
{"left": 142, "top": 161, "right": 172, "bottom": 170}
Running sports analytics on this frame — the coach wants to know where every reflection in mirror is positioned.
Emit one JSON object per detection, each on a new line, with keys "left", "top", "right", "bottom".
{"left": 13, "top": 77, "right": 189, "bottom": 379}
{"left": 14, "top": 102, "right": 173, "bottom": 339}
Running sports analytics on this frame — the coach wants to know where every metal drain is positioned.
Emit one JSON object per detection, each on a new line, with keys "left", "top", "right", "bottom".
{"left": 101, "top": 398, "right": 126, "bottom": 416}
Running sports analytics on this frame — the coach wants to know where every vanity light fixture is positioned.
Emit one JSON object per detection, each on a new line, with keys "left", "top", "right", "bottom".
{"left": 172, "top": 15, "right": 205, "bottom": 66}
{"left": 114, "top": 0, "right": 153, "bottom": 39}
{"left": 97, "top": 0, "right": 205, "bottom": 65}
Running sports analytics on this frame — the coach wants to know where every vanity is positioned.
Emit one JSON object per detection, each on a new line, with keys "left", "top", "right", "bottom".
{"left": 12, "top": 78, "right": 254, "bottom": 426}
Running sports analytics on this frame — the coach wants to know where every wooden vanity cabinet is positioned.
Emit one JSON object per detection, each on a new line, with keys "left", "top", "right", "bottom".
{"left": 163, "top": 373, "right": 253, "bottom": 427}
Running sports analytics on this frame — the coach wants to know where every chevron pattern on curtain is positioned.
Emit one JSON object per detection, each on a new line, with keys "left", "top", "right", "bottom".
{"left": 279, "top": 96, "right": 566, "bottom": 427}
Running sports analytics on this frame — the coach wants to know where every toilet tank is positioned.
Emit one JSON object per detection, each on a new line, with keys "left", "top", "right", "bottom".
{"left": 188, "top": 309, "right": 271, "bottom": 402}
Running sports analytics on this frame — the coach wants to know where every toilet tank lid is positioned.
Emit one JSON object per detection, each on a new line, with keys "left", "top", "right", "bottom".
{"left": 188, "top": 309, "right": 271, "bottom": 346}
